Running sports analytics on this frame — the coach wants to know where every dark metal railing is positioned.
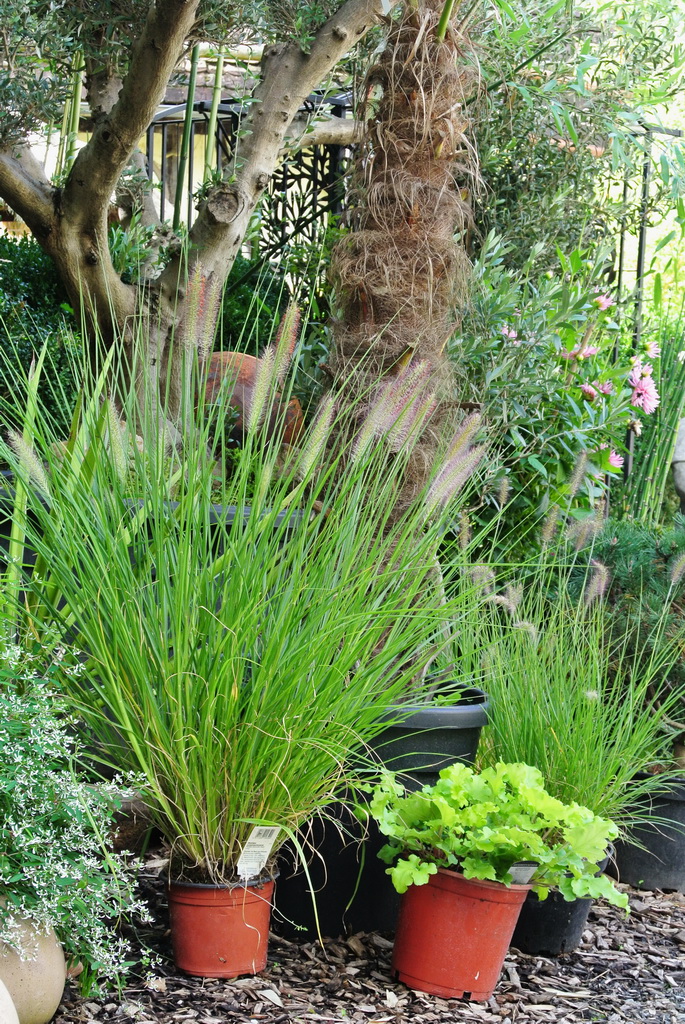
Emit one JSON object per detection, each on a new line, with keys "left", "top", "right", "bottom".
{"left": 142, "top": 94, "right": 351, "bottom": 255}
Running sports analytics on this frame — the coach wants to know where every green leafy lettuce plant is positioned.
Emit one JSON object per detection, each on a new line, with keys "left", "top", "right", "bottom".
{"left": 368, "top": 761, "right": 627, "bottom": 908}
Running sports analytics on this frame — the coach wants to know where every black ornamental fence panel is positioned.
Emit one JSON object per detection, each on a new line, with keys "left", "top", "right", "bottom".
{"left": 142, "top": 93, "right": 351, "bottom": 257}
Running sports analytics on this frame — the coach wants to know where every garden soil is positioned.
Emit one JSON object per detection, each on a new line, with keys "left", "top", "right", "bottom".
{"left": 55, "top": 854, "right": 685, "bottom": 1024}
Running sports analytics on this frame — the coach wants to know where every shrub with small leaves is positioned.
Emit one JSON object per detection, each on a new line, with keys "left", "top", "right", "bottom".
{"left": 0, "top": 655, "right": 148, "bottom": 995}
{"left": 0, "top": 234, "right": 79, "bottom": 431}
{"left": 571, "top": 516, "right": 685, "bottom": 720}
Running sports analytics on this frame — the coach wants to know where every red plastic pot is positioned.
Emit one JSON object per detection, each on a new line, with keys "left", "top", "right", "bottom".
{"left": 168, "top": 877, "right": 274, "bottom": 978}
{"left": 392, "top": 869, "right": 530, "bottom": 1000}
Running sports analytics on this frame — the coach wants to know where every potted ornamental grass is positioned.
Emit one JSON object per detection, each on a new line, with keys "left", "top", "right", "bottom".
{"left": 0, "top": 328, "right": 487, "bottom": 978}
{"left": 0, "top": 647, "right": 146, "bottom": 1018}
{"left": 274, "top": 664, "right": 491, "bottom": 939}
{"left": 367, "top": 761, "right": 627, "bottom": 1001}
{"left": 468, "top": 565, "right": 685, "bottom": 952}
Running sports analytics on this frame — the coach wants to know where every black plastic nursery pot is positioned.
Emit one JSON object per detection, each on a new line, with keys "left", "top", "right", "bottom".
{"left": 0, "top": 486, "right": 303, "bottom": 575}
{"left": 511, "top": 890, "right": 594, "bottom": 957}
{"left": 511, "top": 849, "right": 613, "bottom": 957}
{"left": 369, "top": 687, "right": 491, "bottom": 791}
{"left": 273, "top": 687, "right": 490, "bottom": 938}
{"left": 610, "top": 774, "right": 685, "bottom": 892}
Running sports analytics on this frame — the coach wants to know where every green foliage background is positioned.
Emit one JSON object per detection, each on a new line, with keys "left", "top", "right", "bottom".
{"left": 0, "top": 235, "right": 79, "bottom": 430}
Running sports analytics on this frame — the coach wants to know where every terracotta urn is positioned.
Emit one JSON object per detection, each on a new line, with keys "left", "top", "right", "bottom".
{"left": 205, "top": 351, "right": 303, "bottom": 445}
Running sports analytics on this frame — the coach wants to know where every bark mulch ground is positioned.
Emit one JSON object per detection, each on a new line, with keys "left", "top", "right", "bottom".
{"left": 55, "top": 855, "right": 685, "bottom": 1024}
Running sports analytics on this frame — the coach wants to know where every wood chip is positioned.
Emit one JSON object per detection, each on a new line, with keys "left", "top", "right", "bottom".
{"left": 53, "top": 848, "right": 685, "bottom": 1024}
{"left": 257, "top": 991, "right": 283, "bottom": 1008}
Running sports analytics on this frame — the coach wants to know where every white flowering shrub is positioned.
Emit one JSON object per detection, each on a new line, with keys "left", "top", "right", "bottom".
{"left": 0, "top": 675, "right": 148, "bottom": 994}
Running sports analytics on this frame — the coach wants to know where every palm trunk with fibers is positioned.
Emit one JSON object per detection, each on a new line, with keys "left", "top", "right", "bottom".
{"left": 329, "top": 0, "right": 480, "bottom": 513}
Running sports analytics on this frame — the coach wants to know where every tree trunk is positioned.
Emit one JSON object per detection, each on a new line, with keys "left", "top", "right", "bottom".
{"left": 0, "top": 0, "right": 392, "bottom": 441}
{"left": 329, "top": 0, "right": 480, "bottom": 511}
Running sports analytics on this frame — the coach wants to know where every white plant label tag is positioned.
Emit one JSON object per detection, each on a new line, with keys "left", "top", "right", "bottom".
{"left": 237, "top": 826, "right": 281, "bottom": 881}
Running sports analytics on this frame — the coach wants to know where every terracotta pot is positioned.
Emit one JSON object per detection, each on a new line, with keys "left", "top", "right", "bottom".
{"left": 392, "top": 869, "right": 530, "bottom": 1001}
{"left": 168, "top": 877, "right": 274, "bottom": 978}
{"left": 204, "top": 351, "right": 304, "bottom": 445}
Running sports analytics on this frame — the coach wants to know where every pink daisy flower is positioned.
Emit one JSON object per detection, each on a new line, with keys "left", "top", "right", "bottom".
{"left": 645, "top": 341, "right": 661, "bottom": 359}
{"left": 594, "top": 380, "right": 613, "bottom": 395}
{"left": 631, "top": 376, "right": 660, "bottom": 415}
{"left": 561, "top": 344, "right": 600, "bottom": 361}
{"left": 594, "top": 294, "right": 614, "bottom": 311}
{"left": 580, "top": 382, "right": 598, "bottom": 402}
{"left": 501, "top": 326, "right": 520, "bottom": 345}
{"left": 628, "top": 361, "right": 643, "bottom": 387}
{"left": 608, "top": 450, "right": 624, "bottom": 469}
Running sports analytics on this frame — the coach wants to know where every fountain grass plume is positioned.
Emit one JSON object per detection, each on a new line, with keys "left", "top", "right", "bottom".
{"left": 540, "top": 503, "right": 560, "bottom": 546}
{"left": 425, "top": 443, "right": 486, "bottom": 514}
{"left": 268, "top": 301, "right": 301, "bottom": 385}
{"left": 566, "top": 451, "right": 588, "bottom": 499}
{"left": 6, "top": 430, "right": 51, "bottom": 498}
{"left": 289, "top": 393, "right": 337, "bottom": 483}
{"left": 245, "top": 344, "right": 276, "bottom": 432}
{"left": 670, "top": 551, "right": 685, "bottom": 587}
{"left": 584, "top": 560, "right": 610, "bottom": 606}
{"left": 353, "top": 361, "right": 437, "bottom": 460}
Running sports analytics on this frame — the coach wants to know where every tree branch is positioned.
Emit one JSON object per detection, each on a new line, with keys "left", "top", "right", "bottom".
{"left": 116, "top": 148, "right": 162, "bottom": 231}
{"left": 159, "top": 0, "right": 391, "bottom": 296}
{"left": 84, "top": 60, "right": 124, "bottom": 122}
{"left": 62, "top": 0, "right": 202, "bottom": 229}
{"left": 283, "top": 116, "right": 362, "bottom": 153}
{"left": 0, "top": 144, "right": 55, "bottom": 240}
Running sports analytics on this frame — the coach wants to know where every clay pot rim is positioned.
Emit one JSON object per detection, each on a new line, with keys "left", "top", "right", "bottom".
{"left": 169, "top": 872, "right": 278, "bottom": 892}
{"left": 435, "top": 866, "right": 532, "bottom": 892}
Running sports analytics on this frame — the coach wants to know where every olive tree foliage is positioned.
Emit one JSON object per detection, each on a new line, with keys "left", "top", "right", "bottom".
{"left": 0, "top": 0, "right": 386, "bottom": 436}
{"left": 472, "top": 0, "right": 685, "bottom": 267}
